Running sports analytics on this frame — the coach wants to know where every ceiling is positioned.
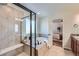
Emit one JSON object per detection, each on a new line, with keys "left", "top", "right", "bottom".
{"left": 21, "top": 3, "right": 79, "bottom": 18}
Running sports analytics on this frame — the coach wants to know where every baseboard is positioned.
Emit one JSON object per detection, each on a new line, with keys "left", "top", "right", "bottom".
{"left": 64, "top": 48, "right": 71, "bottom": 51}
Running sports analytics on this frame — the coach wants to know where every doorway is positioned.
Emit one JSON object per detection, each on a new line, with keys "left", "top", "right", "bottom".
{"left": 52, "top": 19, "right": 63, "bottom": 47}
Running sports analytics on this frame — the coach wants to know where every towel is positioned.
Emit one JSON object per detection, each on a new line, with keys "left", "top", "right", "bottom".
{"left": 44, "top": 39, "right": 50, "bottom": 49}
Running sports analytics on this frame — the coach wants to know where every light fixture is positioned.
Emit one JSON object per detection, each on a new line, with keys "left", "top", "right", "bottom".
{"left": 37, "top": 11, "right": 40, "bottom": 15}
{"left": 15, "top": 17, "right": 23, "bottom": 22}
{"left": 74, "top": 14, "right": 79, "bottom": 24}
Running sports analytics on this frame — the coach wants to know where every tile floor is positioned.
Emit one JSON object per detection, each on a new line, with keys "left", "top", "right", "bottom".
{"left": 17, "top": 52, "right": 28, "bottom": 56}
{"left": 44, "top": 45, "right": 74, "bottom": 56}
{"left": 53, "top": 40, "right": 62, "bottom": 47}
{"left": 18, "top": 45, "right": 74, "bottom": 56}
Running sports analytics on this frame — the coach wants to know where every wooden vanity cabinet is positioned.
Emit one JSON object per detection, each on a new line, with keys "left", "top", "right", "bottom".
{"left": 71, "top": 36, "right": 79, "bottom": 56}
{"left": 77, "top": 40, "right": 79, "bottom": 55}
{"left": 71, "top": 36, "right": 77, "bottom": 55}
{"left": 71, "top": 36, "right": 74, "bottom": 52}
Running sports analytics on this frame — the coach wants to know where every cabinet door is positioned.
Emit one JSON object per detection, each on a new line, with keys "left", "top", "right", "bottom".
{"left": 74, "top": 42, "right": 77, "bottom": 55}
{"left": 71, "top": 37, "right": 77, "bottom": 55}
{"left": 77, "top": 41, "right": 79, "bottom": 56}
{"left": 77, "top": 45, "right": 79, "bottom": 56}
{"left": 71, "top": 37, "right": 74, "bottom": 52}
{"left": 73, "top": 38, "right": 77, "bottom": 55}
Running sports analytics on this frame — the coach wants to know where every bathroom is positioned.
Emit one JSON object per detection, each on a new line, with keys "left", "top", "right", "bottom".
{"left": 0, "top": 3, "right": 50, "bottom": 56}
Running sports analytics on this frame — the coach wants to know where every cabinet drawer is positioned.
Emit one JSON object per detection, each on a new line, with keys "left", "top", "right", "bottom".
{"left": 77, "top": 51, "right": 79, "bottom": 56}
{"left": 77, "top": 45, "right": 79, "bottom": 52}
{"left": 77, "top": 40, "right": 79, "bottom": 45}
{"left": 71, "top": 39, "right": 74, "bottom": 52}
{"left": 74, "top": 43, "right": 77, "bottom": 52}
{"left": 73, "top": 38, "right": 77, "bottom": 42}
{"left": 77, "top": 41, "right": 79, "bottom": 56}
{"left": 71, "top": 36, "right": 78, "bottom": 55}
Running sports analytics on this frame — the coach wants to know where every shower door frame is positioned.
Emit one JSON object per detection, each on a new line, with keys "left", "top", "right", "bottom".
{"left": 13, "top": 3, "right": 37, "bottom": 56}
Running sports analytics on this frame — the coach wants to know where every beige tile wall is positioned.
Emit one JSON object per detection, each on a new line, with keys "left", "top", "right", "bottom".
{"left": 0, "top": 4, "right": 24, "bottom": 51}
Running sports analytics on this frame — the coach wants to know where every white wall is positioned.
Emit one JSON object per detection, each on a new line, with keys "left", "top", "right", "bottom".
{"left": 63, "top": 7, "right": 79, "bottom": 49}
{"left": 63, "top": 13, "right": 73, "bottom": 49}
{"left": 40, "top": 18, "right": 49, "bottom": 34}
{"left": 39, "top": 17, "right": 53, "bottom": 47}
{"left": 36, "top": 16, "right": 41, "bottom": 34}
{"left": 48, "top": 6, "right": 79, "bottom": 49}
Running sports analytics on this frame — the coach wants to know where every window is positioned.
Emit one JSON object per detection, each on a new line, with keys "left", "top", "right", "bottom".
{"left": 26, "top": 18, "right": 35, "bottom": 34}
{"left": 15, "top": 24, "right": 18, "bottom": 33}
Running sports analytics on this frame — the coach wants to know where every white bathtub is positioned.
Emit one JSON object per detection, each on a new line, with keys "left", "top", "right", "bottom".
{"left": 23, "top": 37, "right": 49, "bottom": 56}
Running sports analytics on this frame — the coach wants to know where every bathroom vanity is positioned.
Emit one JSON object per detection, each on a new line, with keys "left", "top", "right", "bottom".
{"left": 71, "top": 34, "right": 79, "bottom": 56}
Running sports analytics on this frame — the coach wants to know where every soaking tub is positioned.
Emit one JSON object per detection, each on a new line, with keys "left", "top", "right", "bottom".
{"left": 23, "top": 37, "right": 49, "bottom": 56}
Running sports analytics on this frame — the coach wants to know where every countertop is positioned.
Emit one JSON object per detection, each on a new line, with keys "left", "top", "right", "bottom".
{"left": 72, "top": 36, "right": 79, "bottom": 40}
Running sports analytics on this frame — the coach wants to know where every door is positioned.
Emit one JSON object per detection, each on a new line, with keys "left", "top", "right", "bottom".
{"left": 21, "top": 11, "right": 36, "bottom": 56}
{"left": 13, "top": 3, "right": 37, "bottom": 56}
{"left": 31, "top": 13, "right": 37, "bottom": 56}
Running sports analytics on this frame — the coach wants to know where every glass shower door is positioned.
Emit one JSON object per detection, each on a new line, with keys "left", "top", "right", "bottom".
{"left": 21, "top": 12, "right": 36, "bottom": 56}
{"left": 21, "top": 11, "right": 32, "bottom": 56}
{"left": 31, "top": 13, "right": 37, "bottom": 56}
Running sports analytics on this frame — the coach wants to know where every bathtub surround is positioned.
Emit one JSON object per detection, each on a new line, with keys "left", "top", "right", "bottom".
{"left": 23, "top": 41, "right": 48, "bottom": 56}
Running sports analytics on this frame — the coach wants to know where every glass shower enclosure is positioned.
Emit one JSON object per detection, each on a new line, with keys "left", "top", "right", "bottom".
{"left": 16, "top": 3, "right": 37, "bottom": 56}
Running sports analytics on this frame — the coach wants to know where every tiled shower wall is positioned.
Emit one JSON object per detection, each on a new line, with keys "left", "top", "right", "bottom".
{"left": 0, "top": 5, "right": 24, "bottom": 50}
